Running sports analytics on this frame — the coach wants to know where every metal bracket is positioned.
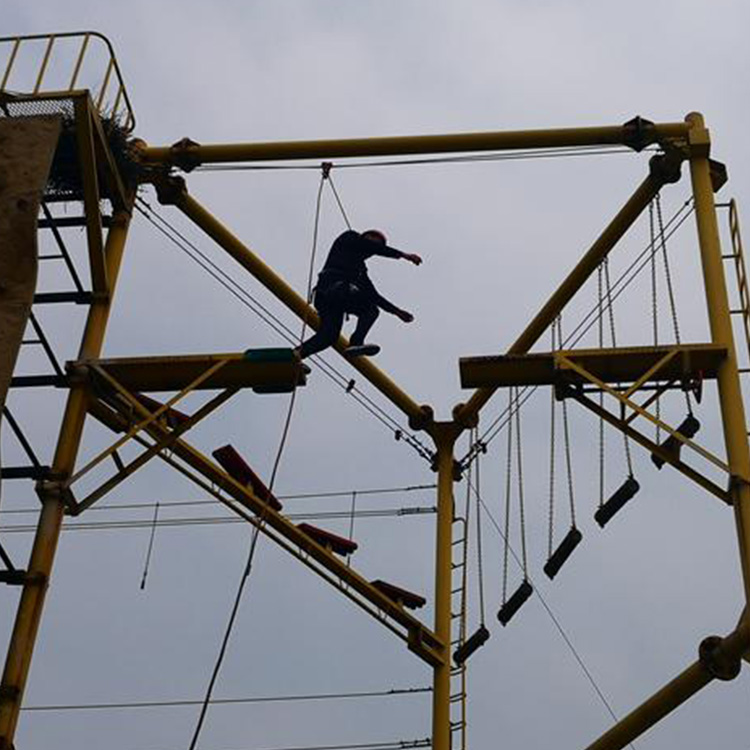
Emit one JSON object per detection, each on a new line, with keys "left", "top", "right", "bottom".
{"left": 699, "top": 635, "right": 742, "bottom": 681}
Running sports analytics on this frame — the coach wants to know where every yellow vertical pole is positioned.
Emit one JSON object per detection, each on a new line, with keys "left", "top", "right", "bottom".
{"left": 686, "top": 111, "right": 750, "bottom": 607}
{"left": 0, "top": 204, "right": 133, "bottom": 750}
{"left": 431, "top": 423, "right": 458, "bottom": 750}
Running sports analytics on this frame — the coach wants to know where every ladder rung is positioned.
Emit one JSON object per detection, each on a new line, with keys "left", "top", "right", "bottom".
{"left": 722, "top": 253, "right": 739, "bottom": 259}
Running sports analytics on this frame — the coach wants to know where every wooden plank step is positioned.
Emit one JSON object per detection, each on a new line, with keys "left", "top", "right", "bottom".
{"left": 212, "top": 444, "right": 282, "bottom": 511}
{"left": 297, "top": 523, "right": 358, "bottom": 556}
{"left": 371, "top": 579, "right": 426, "bottom": 610}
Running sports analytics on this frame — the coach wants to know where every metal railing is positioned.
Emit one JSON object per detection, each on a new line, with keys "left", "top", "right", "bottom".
{"left": 0, "top": 31, "right": 135, "bottom": 131}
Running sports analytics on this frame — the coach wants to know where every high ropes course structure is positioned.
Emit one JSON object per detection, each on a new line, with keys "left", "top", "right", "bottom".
{"left": 1, "top": 30, "right": 750, "bottom": 750}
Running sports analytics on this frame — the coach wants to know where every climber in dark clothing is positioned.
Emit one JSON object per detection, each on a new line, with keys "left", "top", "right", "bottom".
{"left": 297, "top": 229, "right": 422, "bottom": 360}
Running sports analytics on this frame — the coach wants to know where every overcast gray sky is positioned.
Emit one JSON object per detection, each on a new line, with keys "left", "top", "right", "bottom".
{"left": 2, "top": 2, "right": 750, "bottom": 749}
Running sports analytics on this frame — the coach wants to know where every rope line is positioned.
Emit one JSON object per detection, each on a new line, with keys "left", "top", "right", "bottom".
{"left": 0, "top": 483, "right": 437, "bottom": 516}
{"left": 139, "top": 501, "right": 159, "bottom": 590}
{"left": 0, "top": 507, "right": 439, "bottom": 535}
{"left": 20, "top": 686, "right": 431, "bottom": 713}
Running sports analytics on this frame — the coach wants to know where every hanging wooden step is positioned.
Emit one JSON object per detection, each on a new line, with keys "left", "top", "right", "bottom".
{"left": 212, "top": 444, "right": 283, "bottom": 511}
{"left": 371, "top": 579, "right": 426, "bottom": 610}
{"left": 297, "top": 523, "right": 358, "bottom": 556}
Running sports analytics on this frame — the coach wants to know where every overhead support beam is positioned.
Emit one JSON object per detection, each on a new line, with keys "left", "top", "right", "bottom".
{"left": 155, "top": 177, "right": 433, "bottom": 432}
{"left": 583, "top": 624, "right": 749, "bottom": 750}
{"left": 140, "top": 120, "right": 691, "bottom": 170}
{"left": 454, "top": 150, "right": 684, "bottom": 428}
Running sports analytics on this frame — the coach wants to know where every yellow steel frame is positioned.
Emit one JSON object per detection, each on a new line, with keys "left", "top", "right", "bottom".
{"left": 2, "top": 90, "right": 749, "bottom": 750}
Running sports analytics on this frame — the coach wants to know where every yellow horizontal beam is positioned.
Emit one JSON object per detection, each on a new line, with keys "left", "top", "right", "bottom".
{"left": 460, "top": 343, "right": 726, "bottom": 388}
{"left": 70, "top": 352, "right": 305, "bottom": 392}
{"left": 140, "top": 121, "right": 691, "bottom": 167}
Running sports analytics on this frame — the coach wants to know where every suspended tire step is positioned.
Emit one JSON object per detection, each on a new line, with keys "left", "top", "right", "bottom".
{"left": 651, "top": 414, "right": 701, "bottom": 469}
{"left": 212, "top": 444, "right": 283, "bottom": 511}
{"left": 453, "top": 624, "right": 491, "bottom": 666}
{"left": 371, "top": 579, "right": 426, "bottom": 610}
{"left": 543, "top": 526, "right": 583, "bottom": 580}
{"left": 297, "top": 523, "right": 358, "bottom": 556}
{"left": 497, "top": 579, "right": 533, "bottom": 626}
{"left": 595, "top": 475, "right": 640, "bottom": 528}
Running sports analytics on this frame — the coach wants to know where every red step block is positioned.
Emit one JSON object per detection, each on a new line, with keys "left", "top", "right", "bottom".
{"left": 212, "top": 444, "right": 283, "bottom": 511}
{"left": 371, "top": 579, "right": 426, "bottom": 610}
{"left": 297, "top": 523, "right": 358, "bottom": 556}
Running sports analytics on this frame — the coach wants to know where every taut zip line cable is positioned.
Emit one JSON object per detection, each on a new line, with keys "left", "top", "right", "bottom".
{"left": 194, "top": 145, "right": 657, "bottom": 173}
{"left": 20, "top": 686, "right": 432, "bottom": 713}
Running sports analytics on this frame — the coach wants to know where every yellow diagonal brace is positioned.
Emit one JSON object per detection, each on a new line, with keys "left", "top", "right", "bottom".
{"left": 67, "top": 357, "right": 229, "bottom": 485}
{"left": 76, "top": 387, "right": 238, "bottom": 513}
{"left": 584, "top": 624, "right": 749, "bottom": 750}
{"left": 623, "top": 348, "right": 679, "bottom": 398}
{"left": 91, "top": 394, "right": 445, "bottom": 667}
{"left": 455, "top": 166, "right": 673, "bottom": 428}
{"left": 569, "top": 387, "right": 730, "bottom": 503}
{"left": 557, "top": 353, "right": 730, "bottom": 474}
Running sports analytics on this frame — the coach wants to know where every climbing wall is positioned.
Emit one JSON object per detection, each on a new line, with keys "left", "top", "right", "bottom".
{"left": 0, "top": 115, "right": 61, "bottom": 443}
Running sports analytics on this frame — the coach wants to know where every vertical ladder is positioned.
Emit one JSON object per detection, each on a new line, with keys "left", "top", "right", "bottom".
{"left": 448, "top": 514, "right": 468, "bottom": 750}
{"left": 723, "top": 199, "right": 750, "bottom": 432}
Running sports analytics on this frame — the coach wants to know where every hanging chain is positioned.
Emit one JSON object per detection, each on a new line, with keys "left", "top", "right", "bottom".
{"left": 656, "top": 193, "right": 692, "bottom": 414}
{"left": 501, "top": 389, "right": 514, "bottom": 604}
{"left": 514, "top": 387, "right": 529, "bottom": 578}
{"left": 474, "top": 427, "right": 487, "bottom": 626}
{"left": 603, "top": 258, "right": 634, "bottom": 475}
{"left": 555, "top": 316, "right": 577, "bottom": 528}
{"left": 650, "top": 201, "right": 662, "bottom": 442}
{"left": 598, "top": 266, "right": 606, "bottom": 509}
{"left": 547, "top": 322, "right": 557, "bottom": 558}
{"left": 325, "top": 166, "right": 352, "bottom": 230}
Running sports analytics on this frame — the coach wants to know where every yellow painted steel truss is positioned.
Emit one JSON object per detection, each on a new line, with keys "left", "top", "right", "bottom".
{"left": 1, "top": 30, "right": 749, "bottom": 750}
